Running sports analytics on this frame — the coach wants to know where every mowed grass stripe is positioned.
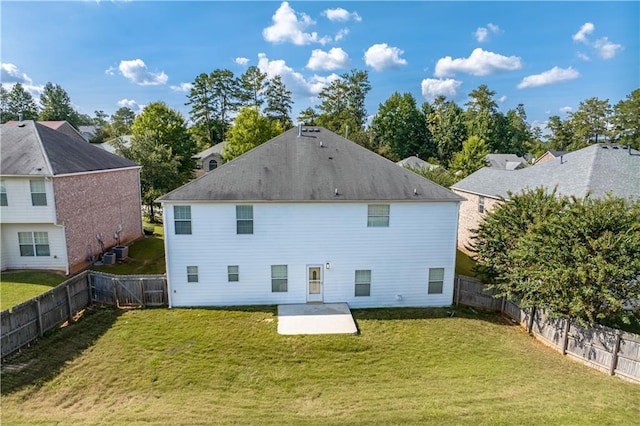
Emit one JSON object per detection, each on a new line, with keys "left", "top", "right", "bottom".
{"left": 1, "top": 306, "right": 639, "bottom": 425}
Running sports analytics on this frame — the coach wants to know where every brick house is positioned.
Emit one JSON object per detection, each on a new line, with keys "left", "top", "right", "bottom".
{"left": 1, "top": 120, "right": 144, "bottom": 274}
{"left": 452, "top": 143, "right": 640, "bottom": 253}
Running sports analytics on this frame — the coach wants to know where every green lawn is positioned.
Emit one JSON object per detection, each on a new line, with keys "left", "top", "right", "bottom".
{"left": 0, "top": 271, "right": 66, "bottom": 311}
{"left": 2, "top": 306, "right": 638, "bottom": 425}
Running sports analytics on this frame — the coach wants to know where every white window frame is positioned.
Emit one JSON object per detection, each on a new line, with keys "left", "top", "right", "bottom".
{"left": 236, "top": 205, "right": 253, "bottom": 234}
{"left": 174, "top": 206, "right": 192, "bottom": 235}
{"left": 0, "top": 180, "right": 7, "bottom": 206}
{"left": 187, "top": 266, "right": 199, "bottom": 283}
{"left": 271, "top": 265, "right": 287, "bottom": 292}
{"left": 355, "top": 270, "right": 371, "bottom": 297}
{"left": 428, "top": 268, "right": 444, "bottom": 294}
{"left": 18, "top": 231, "right": 50, "bottom": 257}
{"left": 30, "top": 180, "right": 47, "bottom": 206}
{"left": 367, "top": 204, "right": 390, "bottom": 227}
{"left": 478, "top": 196, "right": 485, "bottom": 214}
{"left": 228, "top": 265, "right": 239, "bottom": 282}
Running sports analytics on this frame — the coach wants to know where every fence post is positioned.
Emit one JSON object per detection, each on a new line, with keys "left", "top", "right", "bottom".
{"left": 35, "top": 299, "right": 44, "bottom": 337}
{"left": 65, "top": 285, "right": 74, "bottom": 322}
{"left": 112, "top": 278, "right": 119, "bottom": 307}
{"left": 500, "top": 297, "right": 506, "bottom": 314}
{"left": 562, "top": 318, "right": 571, "bottom": 355}
{"left": 609, "top": 332, "right": 622, "bottom": 376}
{"left": 455, "top": 276, "right": 461, "bottom": 306}
{"left": 527, "top": 307, "right": 537, "bottom": 334}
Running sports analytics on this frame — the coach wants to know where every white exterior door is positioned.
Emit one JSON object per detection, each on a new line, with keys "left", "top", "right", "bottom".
{"left": 307, "top": 265, "right": 323, "bottom": 303}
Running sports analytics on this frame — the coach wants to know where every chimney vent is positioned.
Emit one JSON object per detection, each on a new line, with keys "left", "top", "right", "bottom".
{"left": 18, "top": 113, "right": 25, "bottom": 127}
{"left": 298, "top": 124, "right": 302, "bottom": 137}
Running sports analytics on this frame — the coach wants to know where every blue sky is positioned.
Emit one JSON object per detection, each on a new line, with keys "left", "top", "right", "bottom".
{"left": 1, "top": 1, "right": 638, "bottom": 130}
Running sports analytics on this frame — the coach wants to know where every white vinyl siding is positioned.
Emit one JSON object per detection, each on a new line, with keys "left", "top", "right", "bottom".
{"left": 367, "top": 204, "right": 389, "bottom": 227}
{"left": 30, "top": 180, "right": 47, "bottom": 206}
{"left": 355, "top": 270, "right": 371, "bottom": 297}
{"left": 164, "top": 202, "right": 458, "bottom": 308}
{"left": 174, "top": 206, "right": 192, "bottom": 235}
{"left": 0, "top": 178, "right": 56, "bottom": 224}
{"left": 236, "top": 205, "right": 253, "bottom": 234}
{"left": 1, "top": 224, "right": 67, "bottom": 271}
{"left": 428, "top": 268, "right": 444, "bottom": 294}
{"left": 271, "top": 265, "right": 287, "bottom": 292}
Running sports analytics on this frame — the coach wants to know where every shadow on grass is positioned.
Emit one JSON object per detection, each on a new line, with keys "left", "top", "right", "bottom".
{"left": 0, "top": 305, "right": 124, "bottom": 395}
{"left": 174, "top": 305, "right": 279, "bottom": 315}
{"left": 0, "top": 270, "right": 66, "bottom": 286}
{"left": 351, "top": 305, "right": 513, "bottom": 325}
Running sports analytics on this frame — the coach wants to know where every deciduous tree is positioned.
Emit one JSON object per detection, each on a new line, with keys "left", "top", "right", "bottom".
{"left": 449, "top": 135, "right": 489, "bottom": 177}
{"left": 425, "top": 96, "right": 467, "bottom": 165}
{"left": 612, "top": 88, "right": 640, "bottom": 150}
{"left": 222, "top": 107, "right": 283, "bottom": 161}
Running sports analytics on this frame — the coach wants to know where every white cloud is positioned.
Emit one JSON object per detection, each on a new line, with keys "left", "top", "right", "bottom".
{"left": 334, "top": 28, "right": 349, "bottom": 42}
{"left": 105, "top": 66, "right": 116, "bottom": 76}
{"left": 235, "top": 57, "right": 250, "bottom": 66}
{"left": 307, "top": 48, "right": 350, "bottom": 71}
{"left": 593, "top": 37, "right": 623, "bottom": 59}
{"left": 118, "top": 59, "right": 168, "bottom": 86}
{"left": 474, "top": 23, "right": 500, "bottom": 42}
{"left": 364, "top": 43, "right": 408, "bottom": 71}
{"left": 0, "top": 63, "right": 44, "bottom": 95}
{"left": 576, "top": 52, "right": 590, "bottom": 61}
{"left": 262, "top": 2, "right": 331, "bottom": 45}
{"left": 498, "top": 95, "right": 507, "bottom": 103}
{"left": 572, "top": 22, "right": 594, "bottom": 43}
{"left": 559, "top": 106, "right": 573, "bottom": 114}
{"left": 117, "top": 98, "right": 140, "bottom": 110}
{"left": 420, "top": 78, "right": 463, "bottom": 101}
{"left": 170, "top": 82, "right": 193, "bottom": 92}
{"left": 517, "top": 66, "right": 580, "bottom": 89}
{"left": 257, "top": 52, "right": 338, "bottom": 97}
{"left": 434, "top": 48, "right": 522, "bottom": 77}
{"left": 322, "top": 7, "right": 361, "bottom": 22}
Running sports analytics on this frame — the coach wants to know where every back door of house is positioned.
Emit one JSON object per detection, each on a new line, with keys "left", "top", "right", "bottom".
{"left": 307, "top": 265, "right": 323, "bottom": 303}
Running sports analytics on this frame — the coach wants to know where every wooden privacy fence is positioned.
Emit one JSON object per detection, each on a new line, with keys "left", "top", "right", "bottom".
{"left": 1, "top": 271, "right": 167, "bottom": 359}
{"left": 454, "top": 275, "right": 640, "bottom": 383}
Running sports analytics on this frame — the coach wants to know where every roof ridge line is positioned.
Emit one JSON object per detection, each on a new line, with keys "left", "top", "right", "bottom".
{"left": 32, "top": 122, "right": 55, "bottom": 176}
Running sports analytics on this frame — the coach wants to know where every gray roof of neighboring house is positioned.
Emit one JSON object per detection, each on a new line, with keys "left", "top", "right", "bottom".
{"left": 158, "top": 126, "right": 463, "bottom": 203}
{"left": 396, "top": 156, "right": 441, "bottom": 171}
{"left": 452, "top": 144, "right": 640, "bottom": 200}
{"left": 485, "top": 154, "right": 526, "bottom": 170}
{"left": 193, "top": 142, "right": 226, "bottom": 159}
{"left": 1, "top": 121, "right": 139, "bottom": 176}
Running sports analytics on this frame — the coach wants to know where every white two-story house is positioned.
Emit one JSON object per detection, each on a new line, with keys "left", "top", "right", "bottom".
{"left": 1, "top": 120, "right": 144, "bottom": 274}
{"left": 157, "top": 126, "right": 463, "bottom": 308}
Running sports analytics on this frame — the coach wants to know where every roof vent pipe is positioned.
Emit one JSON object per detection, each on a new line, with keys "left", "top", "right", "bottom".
{"left": 298, "top": 123, "right": 302, "bottom": 137}
{"left": 18, "top": 112, "right": 25, "bottom": 127}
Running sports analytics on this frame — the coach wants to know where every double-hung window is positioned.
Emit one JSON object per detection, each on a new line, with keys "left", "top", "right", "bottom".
{"left": 428, "top": 268, "right": 444, "bottom": 294}
{"left": 0, "top": 180, "right": 7, "bottom": 206}
{"left": 18, "top": 232, "right": 50, "bottom": 257}
{"left": 236, "top": 206, "right": 253, "bottom": 234}
{"left": 478, "top": 196, "right": 485, "bottom": 214}
{"left": 271, "top": 265, "right": 287, "bottom": 292}
{"left": 187, "top": 266, "right": 199, "bottom": 283}
{"left": 355, "top": 270, "right": 371, "bottom": 297}
{"left": 228, "top": 265, "right": 239, "bottom": 282}
{"left": 174, "top": 206, "right": 192, "bottom": 235}
{"left": 30, "top": 180, "right": 47, "bottom": 206}
{"left": 367, "top": 204, "right": 389, "bottom": 227}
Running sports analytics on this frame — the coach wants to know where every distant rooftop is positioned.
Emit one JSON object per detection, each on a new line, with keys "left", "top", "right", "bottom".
{"left": 452, "top": 144, "right": 640, "bottom": 200}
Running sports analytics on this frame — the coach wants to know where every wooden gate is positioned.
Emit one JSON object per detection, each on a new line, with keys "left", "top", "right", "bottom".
{"left": 90, "top": 272, "right": 167, "bottom": 307}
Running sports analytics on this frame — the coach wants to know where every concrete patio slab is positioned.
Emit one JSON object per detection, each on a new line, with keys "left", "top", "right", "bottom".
{"left": 277, "top": 303, "right": 358, "bottom": 335}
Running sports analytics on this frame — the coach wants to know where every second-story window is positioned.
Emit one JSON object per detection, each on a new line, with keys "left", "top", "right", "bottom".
{"left": 236, "top": 205, "right": 253, "bottom": 234}
{"left": 174, "top": 206, "right": 192, "bottom": 235}
{"left": 0, "top": 180, "right": 7, "bottom": 206}
{"left": 367, "top": 204, "right": 390, "bottom": 227}
{"left": 30, "top": 180, "right": 47, "bottom": 206}
{"left": 478, "top": 196, "right": 485, "bottom": 214}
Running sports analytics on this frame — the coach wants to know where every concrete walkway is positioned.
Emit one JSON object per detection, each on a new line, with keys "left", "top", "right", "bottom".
{"left": 277, "top": 303, "right": 358, "bottom": 335}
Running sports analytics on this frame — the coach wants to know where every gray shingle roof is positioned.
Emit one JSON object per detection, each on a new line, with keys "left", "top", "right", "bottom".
{"left": 158, "top": 127, "right": 463, "bottom": 203}
{"left": 485, "top": 154, "right": 526, "bottom": 170}
{"left": 396, "top": 156, "right": 441, "bottom": 171}
{"left": 1, "top": 121, "right": 139, "bottom": 176}
{"left": 193, "top": 142, "right": 226, "bottom": 159}
{"left": 452, "top": 144, "right": 640, "bottom": 200}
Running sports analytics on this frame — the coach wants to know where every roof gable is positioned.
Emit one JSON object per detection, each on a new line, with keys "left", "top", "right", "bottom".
{"left": 159, "top": 127, "right": 462, "bottom": 203}
{"left": 1, "top": 121, "right": 139, "bottom": 176}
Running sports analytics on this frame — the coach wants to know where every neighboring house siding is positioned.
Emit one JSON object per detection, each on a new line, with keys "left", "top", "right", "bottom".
{"left": 163, "top": 202, "right": 458, "bottom": 308}
{"left": 53, "top": 169, "right": 144, "bottom": 274}
{"left": 452, "top": 189, "right": 501, "bottom": 254}
{"left": 0, "top": 177, "right": 57, "bottom": 224}
{"left": 534, "top": 152, "right": 558, "bottom": 165}
{"left": 0, "top": 223, "right": 67, "bottom": 272}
